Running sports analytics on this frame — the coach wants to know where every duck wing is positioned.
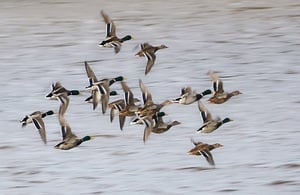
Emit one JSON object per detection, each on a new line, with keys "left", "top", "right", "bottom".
{"left": 59, "top": 114, "right": 76, "bottom": 140}
{"left": 32, "top": 117, "right": 47, "bottom": 144}
{"left": 85, "top": 61, "right": 98, "bottom": 85}
{"left": 139, "top": 79, "right": 153, "bottom": 106}
{"left": 121, "top": 81, "right": 134, "bottom": 106}
{"left": 142, "top": 117, "right": 153, "bottom": 143}
{"left": 144, "top": 52, "right": 156, "bottom": 75}
{"left": 208, "top": 71, "right": 224, "bottom": 94}
{"left": 92, "top": 89, "right": 100, "bottom": 110}
{"left": 58, "top": 95, "right": 70, "bottom": 116}
{"left": 190, "top": 138, "right": 203, "bottom": 146}
{"left": 197, "top": 101, "right": 212, "bottom": 122}
{"left": 200, "top": 150, "right": 215, "bottom": 166}
{"left": 101, "top": 10, "right": 116, "bottom": 37}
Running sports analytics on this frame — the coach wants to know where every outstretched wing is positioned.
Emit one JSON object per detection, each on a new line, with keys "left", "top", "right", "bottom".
{"left": 197, "top": 101, "right": 212, "bottom": 122}
{"left": 208, "top": 71, "right": 224, "bottom": 94}
{"left": 101, "top": 10, "right": 116, "bottom": 37}
{"left": 144, "top": 52, "right": 156, "bottom": 75}
{"left": 139, "top": 79, "right": 153, "bottom": 106}
{"left": 121, "top": 81, "right": 134, "bottom": 106}
{"left": 85, "top": 61, "right": 98, "bottom": 86}
{"left": 32, "top": 117, "right": 47, "bottom": 144}
{"left": 200, "top": 150, "right": 215, "bottom": 166}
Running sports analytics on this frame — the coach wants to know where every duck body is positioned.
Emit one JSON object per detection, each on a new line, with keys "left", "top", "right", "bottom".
{"left": 20, "top": 110, "right": 55, "bottom": 144}
{"left": 174, "top": 87, "right": 211, "bottom": 105}
{"left": 188, "top": 139, "right": 223, "bottom": 166}
{"left": 99, "top": 10, "right": 132, "bottom": 53}
{"left": 55, "top": 94, "right": 92, "bottom": 150}
{"left": 207, "top": 90, "right": 242, "bottom": 104}
{"left": 152, "top": 120, "right": 181, "bottom": 134}
{"left": 197, "top": 118, "right": 232, "bottom": 133}
{"left": 54, "top": 135, "right": 92, "bottom": 150}
{"left": 137, "top": 79, "right": 173, "bottom": 116}
{"left": 196, "top": 100, "right": 232, "bottom": 133}
{"left": 46, "top": 82, "right": 81, "bottom": 100}
{"left": 207, "top": 70, "right": 241, "bottom": 104}
{"left": 135, "top": 43, "right": 168, "bottom": 75}
{"left": 84, "top": 62, "right": 125, "bottom": 113}
{"left": 117, "top": 81, "right": 141, "bottom": 130}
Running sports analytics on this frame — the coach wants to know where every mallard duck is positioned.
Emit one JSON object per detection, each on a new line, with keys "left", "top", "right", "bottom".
{"left": 20, "top": 110, "right": 55, "bottom": 144}
{"left": 120, "top": 81, "right": 140, "bottom": 115}
{"left": 135, "top": 43, "right": 168, "bottom": 75}
{"left": 152, "top": 118, "right": 181, "bottom": 134}
{"left": 141, "top": 112, "right": 164, "bottom": 143}
{"left": 99, "top": 10, "right": 133, "bottom": 54}
{"left": 130, "top": 111, "right": 166, "bottom": 125}
{"left": 84, "top": 90, "right": 118, "bottom": 103}
{"left": 207, "top": 71, "right": 242, "bottom": 104}
{"left": 55, "top": 116, "right": 93, "bottom": 150}
{"left": 84, "top": 61, "right": 125, "bottom": 113}
{"left": 54, "top": 94, "right": 93, "bottom": 150}
{"left": 140, "top": 112, "right": 180, "bottom": 143}
{"left": 84, "top": 61, "right": 109, "bottom": 113}
{"left": 196, "top": 100, "right": 232, "bottom": 133}
{"left": 173, "top": 86, "right": 212, "bottom": 105}
{"left": 45, "top": 82, "right": 82, "bottom": 100}
{"left": 188, "top": 139, "right": 223, "bottom": 166}
{"left": 85, "top": 62, "right": 125, "bottom": 89}
{"left": 136, "top": 79, "right": 173, "bottom": 116}
{"left": 109, "top": 98, "right": 140, "bottom": 130}
{"left": 118, "top": 81, "right": 141, "bottom": 129}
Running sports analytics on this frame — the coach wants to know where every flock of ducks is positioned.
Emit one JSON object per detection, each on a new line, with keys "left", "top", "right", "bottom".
{"left": 20, "top": 11, "right": 242, "bottom": 166}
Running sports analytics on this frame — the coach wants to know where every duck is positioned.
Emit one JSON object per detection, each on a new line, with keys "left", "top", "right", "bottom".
{"left": 151, "top": 115, "right": 181, "bottom": 134}
{"left": 136, "top": 79, "right": 173, "bottom": 117}
{"left": 84, "top": 90, "right": 118, "bottom": 103}
{"left": 118, "top": 81, "right": 141, "bottom": 129}
{"left": 196, "top": 100, "right": 232, "bottom": 133}
{"left": 84, "top": 61, "right": 125, "bottom": 113}
{"left": 109, "top": 98, "right": 140, "bottom": 130}
{"left": 20, "top": 110, "right": 55, "bottom": 144}
{"left": 188, "top": 139, "right": 223, "bottom": 166}
{"left": 117, "top": 81, "right": 140, "bottom": 130}
{"left": 54, "top": 94, "right": 93, "bottom": 150}
{"left": 140, "top": 112, "right": 180, "bottom": 143}
{"left": 99, "top": 10, "right": 133, "bottom": 54}
{"left": 207, "top": 70, "right": 242, "bottom": 104}
{"left": 173, "top": 86, "right": 212, "bottom": 105}
{"left": 130, "top": 111, "right": 166, "bottom": 126}
{"left": 45, "top": 82, "right": 82, "bottom": 100}
{"left": 135, "top": 42, "right": 168, "bottom": 75}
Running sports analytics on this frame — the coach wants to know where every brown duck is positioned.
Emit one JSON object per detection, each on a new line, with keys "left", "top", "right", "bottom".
{"left": 207, "top": 70, "right": 242, "bottom": 104}
{"left": 135, "top": 43, "right": 168, "bottom": 75}
{"left": 188, "top": 139, "right": 223, "bottom": 166}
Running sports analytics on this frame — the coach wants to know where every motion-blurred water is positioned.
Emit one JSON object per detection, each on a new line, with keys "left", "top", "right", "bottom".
{"left": 1, "top": 0, "right": 300, "bottom": 194}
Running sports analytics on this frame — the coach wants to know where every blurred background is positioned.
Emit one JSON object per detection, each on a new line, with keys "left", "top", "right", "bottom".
{"left": 0, "top": 0, "right": 299, "bottom": 194}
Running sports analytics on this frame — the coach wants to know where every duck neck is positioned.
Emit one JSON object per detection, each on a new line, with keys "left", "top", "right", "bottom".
{"left": 202, "top": 89, "right": 212, "bottom": 96}
{"left": 121, "top": 35, "right": 132, "bottom": 42}
{"left": 69, "top": 90, "right": 80, "bottom": 95}
{"left": 42, "top": 110, "right": 55, "bottom": 118}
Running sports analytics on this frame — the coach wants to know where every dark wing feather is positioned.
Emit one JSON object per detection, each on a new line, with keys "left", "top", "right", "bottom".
{"left": 144, "top": 52, "right": 156, "bottom": 75}
{"left": 32, "top": 118, "right": 47, "bottom": 144}
{"left": 200, "top": 151, "right": 215, "bottom": 166}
